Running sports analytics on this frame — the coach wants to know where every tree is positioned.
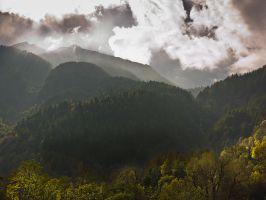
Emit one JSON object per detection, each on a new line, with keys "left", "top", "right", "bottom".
{"left": 186, "top": 152, "right": 225, "bottom": 200}
{"left": 106, "top": 168, "right": 145, "bottom": 200}
{"left": 42, "top": 177, "right": 70, "bottom": 200}
{"left": 0, "top": 176, "right": 5, "bottom": 199}
{"left": 160, "top": 178, "right": 203, "bottom": 200}
{"left": 6, "top": 160, "right": 48, "bottom": 200}
{"left": 65, "top": 183, "right": 103, "bottom": 200}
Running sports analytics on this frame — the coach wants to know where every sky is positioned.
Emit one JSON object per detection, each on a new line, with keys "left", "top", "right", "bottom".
{"left": 0, "top": 0, "right": 124, "bottom": 20}
{"left": 0, "top": 0, "right": 266, "bottom": 88}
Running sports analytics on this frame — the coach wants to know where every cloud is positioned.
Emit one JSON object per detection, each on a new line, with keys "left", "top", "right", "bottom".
{"left": 110, "top": 0, "right": 248, "bottom": 70}
{"left": 39, "top": 14, "right": 92, "bottom": 35}
{"left": 0, "top": 3, "right": 136, "bottom": 53}
{"left": 94, "top": 4, "right": 137, "bottom": 28}
{"left": 109, "top": 0, "right": 266, "bottom": 81}
{"left": 232, "top": 0, "right": 266, "bottom": 33}
{"left": 150, "top": 49, "right": 234, "bottom": 88}
{"left": 230, "top": 0, "right": 266, "bottom": 74}
{"left": 0, "top": 12, "right": 33, "bottom": 45}
{"left": 1, "top": 0, "right": 124, "bottom": 21}
{"left": 42, "top": 3, "right": 136, "bottom": 53}
{"left": 38, "top": 4, "right": 136, "bottom": 36}
{"left": 1, "top": 0, "right": 265, "bottom": 88}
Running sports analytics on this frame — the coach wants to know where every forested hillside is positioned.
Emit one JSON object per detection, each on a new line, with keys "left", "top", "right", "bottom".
{"left": 0, "top": 82, "right": 209, "bottom": 176}
{"left": 197, "top": 66, "right": 266, "bottom": 148}
{"left": 0, "top": 44, "right": 265, "bottom": 199}
{"left": 2, "top": 120, "right": 266, "bottom": 200}
{"left": 0, "top": 46, "right": 51, "bottom": 121}
{"left": 197, "top": 66, "right": 266, "bottom": 116}
{"left": 37, "top": 62, "right": 142, "bottom": 104}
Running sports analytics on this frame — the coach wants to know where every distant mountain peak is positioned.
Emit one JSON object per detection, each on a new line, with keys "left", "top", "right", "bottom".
{"left": 51, "top": 45, "right": 83, "bottom": 54}
{"left": 12, "top": 42, "right": 46, "bottom": 55}
{"left": 41, "top": 45, "right": 172, "bottom": 84}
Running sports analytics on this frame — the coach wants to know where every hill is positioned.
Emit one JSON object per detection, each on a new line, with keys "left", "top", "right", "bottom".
{"left": 0, "top": 46, "right": 51, "bottom": 121}
{"left": 197, "top": 66, "right": 266, "bottom": 116}
{"left": 197, "top": 66, "right": 266, "bottom": 148}
{"left": 0, "top": 83, "right": 209, "bottom": 176}
{"left": 37, "top": 62, "right": 142, "bottom": 104}
{"left": 41, "top": 45, "right": 171, "bottom": 84}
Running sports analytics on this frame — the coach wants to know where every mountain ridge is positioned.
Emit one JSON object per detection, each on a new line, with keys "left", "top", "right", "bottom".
{"left": 41, "top": 45, "right": 172, "bottom": 84}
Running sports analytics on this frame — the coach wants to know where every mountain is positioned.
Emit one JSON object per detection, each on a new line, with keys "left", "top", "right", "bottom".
{"left": 0, "top": 82, "right": 209, "bottom": 175}
{"left": 41, "top": 45, "right": 171, "bottom": 84}
{"left": 37, "top": 62, "right": 142, "bottom": 104}
{"left": 0, "top": 46, "right": 51, "bottom": 121}
{"left": 12, "top": 42, "right": 46, "bottom": 55}
{"left": 197, "top": 65, "right": 266, "bottom": 148}
{"left": 197, "top": 65, "right": 266, "bottom": 116}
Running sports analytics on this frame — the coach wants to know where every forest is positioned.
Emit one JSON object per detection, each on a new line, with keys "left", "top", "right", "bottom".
{"left": 0, "top": 46, "right": 265, "bottom": 199}
{"left": 1, "top": 120, "right": 266, "bottom": 200}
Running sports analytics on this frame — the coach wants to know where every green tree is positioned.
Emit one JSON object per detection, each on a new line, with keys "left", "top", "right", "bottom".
{"left": 160, "top": 178, "right": 203, "bottom": 200}
{"left": 186, "top": 152, "right": 225, "bottom": 200}
{"left": 65, "top": 183, "right": 103, "bottom": 200}
{"left": 6, "top": 160, "right": 48, "bottom": 200}
{"left": 42, "top": 177, "right": 70, "bottom": 200}
{"left": 106, "top": 168, "right": 145, "bottom": 200}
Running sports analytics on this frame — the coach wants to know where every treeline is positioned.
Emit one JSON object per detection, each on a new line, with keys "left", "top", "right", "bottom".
{"left": 1, "top": 121, "right": 266, "bottom": 200}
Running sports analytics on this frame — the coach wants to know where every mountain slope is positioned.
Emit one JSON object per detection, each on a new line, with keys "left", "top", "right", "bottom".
{"left": 0, "top": 83, "right": 209, "bottom": 175}
{"left": 41, "top": 45, "right": 171, "bottom": 84}
{"left": 37, "top": 62, "right": 145, "bottom": 104}
{"left": 0, "top": 46, "right": 51, "bottom": 121}
{"left": 197, "top": 65, "right": 266, "bottom": 116}
{"left": 12, "top": 42, "right": 46, "bottom": 55}
{"left": 197, "top": 65, "right": 266, "bottom": 148}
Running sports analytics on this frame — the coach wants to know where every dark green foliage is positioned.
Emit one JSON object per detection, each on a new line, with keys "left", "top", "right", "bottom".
{"left": 211, "top": 95, "right": 266, "bottom": 149}
{"left": 3, "top": 121, "right": 266, "bottom": 200}
{"left": 37, "top": 62, "right": 141, "bottom": 104}
{"left": 0, "top": 83, "right": 208, "bottom": 176}
{"left": 0, "top": 119, "right": 12, "bottom": 138}
{"left": 197, "top": 65, "right": 266, "bottom": 116}
{"left": 211, "top": 109, "right": 254, "bottom": 148}
{"left": 197, "top": 66, "right": 266, "bottom": 148}
{"left": 0, "top": 46, "right": 51, "bottom": 121}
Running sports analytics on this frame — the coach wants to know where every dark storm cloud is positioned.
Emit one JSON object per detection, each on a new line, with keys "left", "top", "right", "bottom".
{"left": 38, "top": 3, "right": 136, "bottom": 36}
{"left": 232, "top": 0, "right": 266, "bottom": 32}
{"left": 181, "top": 0, "right": 217, "bottom": 39}
{"left": 182, "top": 0, "right": 194, "bottom": 22}
{"left": 184, "top": 24, "right": 218, "bottom": 39}
{"left": 0, "top": 3, "right": 137, "bottom": 44}
{"left": 39, "top": 14, "right": 92, "bottom": 35}
{"left": 0, "top": 12, "right": 33, "bottom": 45}
{"left": 94, "top": 3, "right": 137, "bottom": 28}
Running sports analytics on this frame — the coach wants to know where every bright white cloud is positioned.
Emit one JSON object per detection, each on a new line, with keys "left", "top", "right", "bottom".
{"left": 1, "top": 0, "right": 124, "bottom": 20}
{"left": 109, "top": 0, "right": 253, "bottom": 72}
